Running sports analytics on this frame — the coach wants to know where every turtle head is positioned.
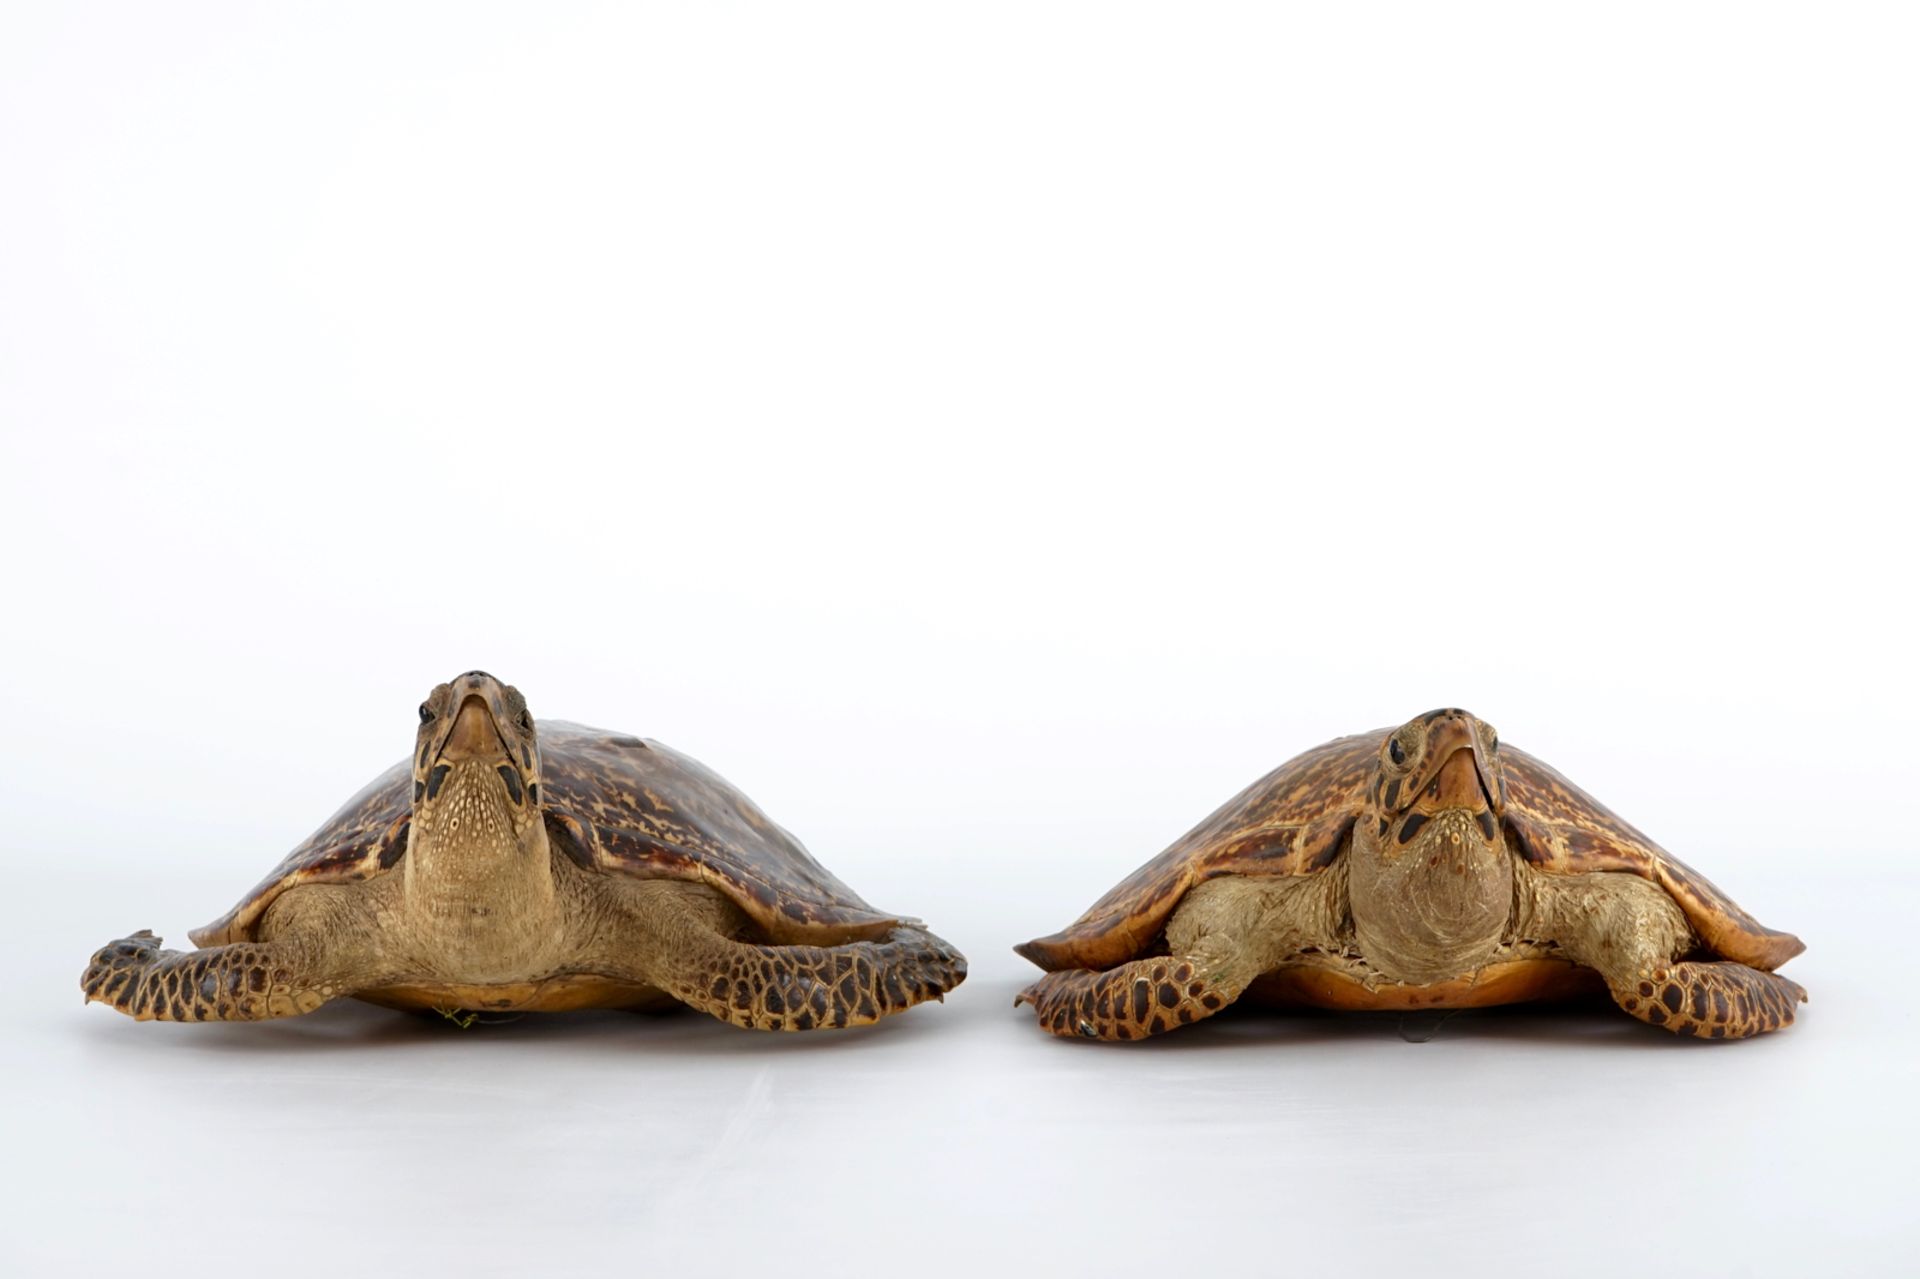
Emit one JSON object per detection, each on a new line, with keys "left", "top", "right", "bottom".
{"left": 1369, "top": 708, "right": 1505, "bottom": 836}
{"left": 409, "top": 671, "right": 544, "bottom": 840}
{"left": 1351, "top": 709, "right": 1515, "bottom": 983}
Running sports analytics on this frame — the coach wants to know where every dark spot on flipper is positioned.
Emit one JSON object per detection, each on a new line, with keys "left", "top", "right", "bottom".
{"left": 763, "top": 986, "right": 784, "bottom": 1014}
{"left": 1647, "top": 1005, "right": 1668, "bottom": 1025}
{"left": 1201, "top": 993, "right": 1223, "bottom": 1011}
{"left": 1712, "top": 989, "right": 1730, "bottom": 1020}
{"left": 1691, "top": 986, "right": 1709, "bottom": 1020}
{"left": 1131, "top": 979, "right": 1150, "bottom": 1024}
{"left": 1637, "top": 981, "right": 1655, "bottom": 998}
{"left": 792, "top": 1011, "right": 814, "bottom": 1030}
{"left": 426, "top": 765, "right": 451, "bottom": 800}
{"left": 1676, "top": 1023, "right": 1697, "bottom": 1036}
{"left": 1157, "top": 984, "right": 1178, "bottom": 1008}
{"left": 1147, "top": 1014, "right": 1166, "bottom": 1034}
{"left": 1662, "top": 985, "right": 1683, "bottom": 1013}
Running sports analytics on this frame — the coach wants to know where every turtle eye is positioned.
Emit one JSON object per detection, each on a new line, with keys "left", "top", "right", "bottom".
{"left": 1388, "top": 738, "right": 1406, "bottom": 766}
{"left": 418, "top": 703, "right": 434, "bottom": 724}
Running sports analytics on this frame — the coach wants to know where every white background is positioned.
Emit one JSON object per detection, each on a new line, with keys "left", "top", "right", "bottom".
{"left": 3, "top": 4, "right": 1915, "bottom": 1276}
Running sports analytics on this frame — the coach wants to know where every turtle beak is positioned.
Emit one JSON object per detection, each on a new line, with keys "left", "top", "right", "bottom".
{"left": 435, "top": 672, "right": 514, "bottom": 765}
{"left": 1410, "top": 712, "right": 1497, "bottom": 814}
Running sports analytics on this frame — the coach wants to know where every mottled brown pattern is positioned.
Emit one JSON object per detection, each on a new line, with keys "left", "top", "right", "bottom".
{"left": 192, "top": 720, "right": 901, "bottom": 949}
{"left": 659, "top": 926, "right": 965, "bottom": 1031}
{"left": 536, "top": 722, "right": 900, "bottom": 943}
{"left": 1016, "top": 958, "right": 1231, "bottom": 1040}
{"left": 1500, "top": 746, "right": 1804, "bottom": 970}
{"left": 1015, "top": 732, "right": 1381, "bottom": 971}
{"left": 1606, "top": 960, "right": 1806, "bottom": 1039}
{"left": 81, "top": 931, "right": 331, "bottom": 1021}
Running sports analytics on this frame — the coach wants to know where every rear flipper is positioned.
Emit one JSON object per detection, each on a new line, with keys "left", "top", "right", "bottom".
{"left": 1608, "top": 962, "right": 1805, "bottom": 1039}
{"left": 81, "top": 931, "right": 337, "bottom": 1021}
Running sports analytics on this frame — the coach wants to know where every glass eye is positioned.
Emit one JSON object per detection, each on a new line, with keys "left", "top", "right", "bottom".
{"left": 1388, "top": 738, "right": 1406, "bottom": 765}
{"left": 418, "top": 703, "right": 434, "bottom": 724}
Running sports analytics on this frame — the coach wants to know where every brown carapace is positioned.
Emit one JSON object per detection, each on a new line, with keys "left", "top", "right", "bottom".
{"left": 1017, "top": 709, "right": 1804, "bottom": 1042}
{"left": 83, "top": 672, "right": 964, "bottom": 1031}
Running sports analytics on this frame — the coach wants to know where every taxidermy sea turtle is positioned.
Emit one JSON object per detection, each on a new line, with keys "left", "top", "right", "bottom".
{"left": 1018, "top": 709, "right": 1803, "bottom": 1041}
{"left": 83, "top": 672, "right": 965, "bottom": 1030}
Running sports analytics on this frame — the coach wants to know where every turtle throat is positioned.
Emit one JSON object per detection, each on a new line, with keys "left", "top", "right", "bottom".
{"left": 403, "top": 761, "right": 558, "bottom": 978}
{"left": 1348, "top": 802, "right": 1514, "bottom": 986}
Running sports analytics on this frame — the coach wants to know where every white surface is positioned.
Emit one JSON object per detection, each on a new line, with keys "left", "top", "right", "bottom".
{"left": 5, "top": 857, "right": 1916, "bottom": 1277}
{"left": 3, "top": 5, "right": 1916, "bottom": 1276}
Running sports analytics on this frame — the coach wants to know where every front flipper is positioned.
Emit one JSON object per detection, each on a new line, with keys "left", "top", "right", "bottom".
{"left": 607, "top": 877, "right": 966, "bottom": 1031}
{"left": 1611, "top": 961, "right": 1805, "bottom": 1039}
{"left": 1018, "top": 955, "right": 1246, "bottom": 1040}
{"left": 1017, "top": 874, "right": 1331, "bottom": 1041}
{"left": 1528, "top": 869, "right": 1807, "bottom": 1040}
{"left": 660, "top": 926, "right": 967, "bottom": 1031}
{"left": 81, "top": 931, "right": 340, "bottom": 1022}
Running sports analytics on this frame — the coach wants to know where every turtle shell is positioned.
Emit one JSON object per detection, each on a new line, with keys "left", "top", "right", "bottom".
{"left": 1498, "top": 744, "right": 1803, "bottom": 970}
{"left": 191, "top": 721, "right": 899, "bottom": 948}
{"left": 1015, "top": 732, "right": 1377, "bottom": 971}
{"left": 1016, "top": 729, "right": 1804, "bottom": 973}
